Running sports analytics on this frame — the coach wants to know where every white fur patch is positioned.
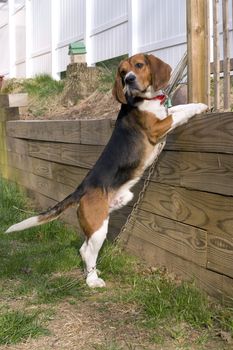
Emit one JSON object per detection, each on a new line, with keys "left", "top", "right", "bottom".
{"left": 109, "top": 178, "right": 139, "bottom": 213}
{"left": 138, "top": 99, "right": 167, "bottom": 120}
{"left": 5, "top": 216, "right": 39, "bottom": 233}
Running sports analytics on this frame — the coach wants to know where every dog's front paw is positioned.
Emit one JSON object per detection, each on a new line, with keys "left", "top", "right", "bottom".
{"left": 86, "top": 277, "right": 106, "bottom": 288}
{"left": 196, "top": 103, "right": 208, "bottom": 114}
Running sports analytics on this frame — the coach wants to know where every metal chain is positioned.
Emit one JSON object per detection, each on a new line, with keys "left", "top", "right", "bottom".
{"left": 115, "top": 138, "right": 166, "bottom": 244}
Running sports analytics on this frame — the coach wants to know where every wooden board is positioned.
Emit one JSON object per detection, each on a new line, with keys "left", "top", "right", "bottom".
{"left": 130, "top": 209, "right": 207, "bottom": 267}
{"left": 6, "top": 137, "right": 28, "bottom": 155}
{"left": 123, "top": 234, "right": 233, "bottom": 304}
{"left": 80, "top": 119, "right": 113, "bottom": 145}
{"left": 0, "top": 107, "right": 19, "bottom": 122}
{"left": 6, "top": 166, "right": 74, "bottom": 203}
{"left": 0, "top": 94, "right": 28, "bottom": 108}
{"left": 207, "top": 231, "right": 233, "bottom": 279}
{"left": 152, "top": 151, "right": 233, "bottom": 196}
{"left": 27, "top": 140, "right": 103, "bottom": 169}
{"left": 166, "top": 112, "right": 233, "bottom": 153}
{"left": 6, "top": 118, "right": 113, "bottom": 145}
{"left": 140, "top": 182, "right": 233, "bottom": 237}
{"left": 6, "top": 120, "right": 81, "bottom": 144}
{"left": 7, "top": 153, "right": 88, "bottom": 188}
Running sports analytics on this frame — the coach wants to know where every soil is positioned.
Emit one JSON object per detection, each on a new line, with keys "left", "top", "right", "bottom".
{"left": 20, "top": 89, "right": 120, "bottom": 121}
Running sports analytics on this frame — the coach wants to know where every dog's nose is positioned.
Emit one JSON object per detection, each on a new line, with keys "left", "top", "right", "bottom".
{"left": 125, "top": 74, "right": 136, "bottom": 84}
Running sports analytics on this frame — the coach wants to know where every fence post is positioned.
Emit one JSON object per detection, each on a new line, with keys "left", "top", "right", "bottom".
{"left": 222, "top": 0, "right": 230, "bottom": 111}
{"left": 186, "top": 0, "right": 209, "bottom": 104}
{"left": 51, "top": 0, "right": 59, "bottom": 80}
{"left": 25, "top": 0, "right": 32, "bottom": 78}
{"left": 8, "top": 0, "right": 16, "bottom": 78}
{"left": 85, "top": 0, "right": 94, "bottom": 66}
{"left": 128, "top": 0, "right": 138, "bottom": 56}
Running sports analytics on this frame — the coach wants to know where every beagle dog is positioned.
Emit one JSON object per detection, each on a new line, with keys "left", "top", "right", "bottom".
{"left": 6, "top": 54, "right": 208, "bottom": 288}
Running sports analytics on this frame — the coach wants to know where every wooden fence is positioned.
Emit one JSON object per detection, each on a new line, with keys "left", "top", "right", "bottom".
{"left": 0, "top": 96, "right": 233, "bottom": 302}
{"left": 187, "top": 0, "right": 232, "bottom": 111}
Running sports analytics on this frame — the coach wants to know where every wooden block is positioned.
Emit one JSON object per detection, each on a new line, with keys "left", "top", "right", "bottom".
{"left": 123, "top": 233, "right": 233, "bottom": 303}
{"left": 0, "top": 94, "right": 28, "bottom": 108}
{"left": 6, "top": 120, "right": 81, "bottom": 143}
{"left": 6, "top": 137, "right": 28, "bottom": 155}
{"left": 166, "top": 112, "right": 233, "bottom": 154}
{"left": 0, "top": 107, "right": 19, "bottom": 121}
{"left": 28, "top": 140, "right": 103, "bottom": 168}
{"left": 152, "top": 151, "right": 233, "bottom": 196}
{"left": 6, "top": 166, "right": 74, "bottom": 203}
{"left": 108, "top": 206, "right": 132, "bottom": 241}
{"left": 207, "top": 231, "right": 233, "bottom": 278}
{"left": 130, "top": 209, "right": 207, "bottom": 267}
{"left": 141, "top": 182, "right": 233, "bottom": 237}
{"left": 80, "top": 119, "right": 112, "bottom": 145}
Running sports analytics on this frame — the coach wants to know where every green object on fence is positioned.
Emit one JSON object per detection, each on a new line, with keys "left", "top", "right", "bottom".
{"left": 68, "top": 42, "right": 86, "bottom": 55}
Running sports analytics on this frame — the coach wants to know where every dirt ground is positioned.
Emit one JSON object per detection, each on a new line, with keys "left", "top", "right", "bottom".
{"left": 1, "top": 288, "right": 230, "bottom": 350}
{"left": 20, "top": 89, "right": 120, "bottom": 121}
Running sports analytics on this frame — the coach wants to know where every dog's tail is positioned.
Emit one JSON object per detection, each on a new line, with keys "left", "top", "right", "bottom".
{"left": 5, "top": 186, "right": 84, "bottom": 233}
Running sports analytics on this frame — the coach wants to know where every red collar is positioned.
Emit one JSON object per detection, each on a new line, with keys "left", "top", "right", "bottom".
{"left": 144, "top": 94, "right": 166, "bottom": 105}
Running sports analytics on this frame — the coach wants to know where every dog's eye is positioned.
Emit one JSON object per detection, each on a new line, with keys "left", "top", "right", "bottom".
{"left": 120, "top": 69, "right": 127, "bottom": 77}
{"left": 135, "top": 63, "right": 144, "bottom": 69}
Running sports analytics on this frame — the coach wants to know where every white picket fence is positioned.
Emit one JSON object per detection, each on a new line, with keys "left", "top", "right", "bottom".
{"left": 0, "top": 0, "right": 232, "bottom": 80}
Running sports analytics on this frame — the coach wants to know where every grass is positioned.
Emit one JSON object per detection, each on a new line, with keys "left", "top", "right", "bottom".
{"left": 0, "top": 177, "right": 233, "bottom": 348}
{"left": 0, "top": 309, "right": 48, "bottom": 345}
{"left": 97, "top": 55, "right": 128, "bottom": 92}
{"left": 1, "top": 74, "right": 65, "bottom": 117}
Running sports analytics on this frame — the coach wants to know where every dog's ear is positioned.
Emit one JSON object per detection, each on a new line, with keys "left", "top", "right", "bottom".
{"left": 146, "top": 54, "right": 172, "bottom": 91}
{"left": 112, "top": 70, "right": 127, "bottom": 104}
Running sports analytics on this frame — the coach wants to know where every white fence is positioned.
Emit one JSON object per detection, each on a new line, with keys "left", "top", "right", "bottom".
{"left": 0, "top": 0, "right": 232, "bottom": 80}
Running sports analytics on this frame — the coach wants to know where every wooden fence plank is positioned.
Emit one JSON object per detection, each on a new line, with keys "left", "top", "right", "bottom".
{"left": 6, "top": 119, "right": 113, "bottom": 145}
{"left": 130, "top": 209, "right": 207, "bottom": 267}
{"left": 213, "top": 0, "right": 220, "bottom": 110}
{"left": 187, "top": 0, "right": 208, "bottom": 104}
{"left": 222, "top": 0, "right": 230, "bottom": 111}
{"left": 153, "top": 151, "right": 233, "bottom": 196}
{"left": 166, "top": 112, "right": 233, "bottom": 153}
{"left": 6, "top": 166, "right": 74, "bottom": 203}
{"left": 123, "top": 234, "right": 233, "bottom": 303}
{"left": 28, "top": 141, "right": 103, "bottom": 168}
{"left": 6, "top": 120, "right": 81, "bottom": 144}
{"left": 6, "top": 137, "right": 28, "bottom": 155}
{"left": 80, "top": 119, "right": 113, "bottom": 145}
{"left": 7, "top": 153, "right": 88, "bottom": 188}
{"left": 207, "top": 231, "right": 233, "bottom": 278}
{"left": 140, "top": 182, "right": 233, "bottom": 237}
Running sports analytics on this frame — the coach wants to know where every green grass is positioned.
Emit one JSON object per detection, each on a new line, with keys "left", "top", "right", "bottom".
{"left": 0, "top": 177, "right": 233, "bottom": 347}
{"left": 97, "top": 55, "right": 128, "bottom": 92}
{"left": 1, "top": 74, "right": 64, "bottom": 117}
{"left": 0, "top": 309, "right": 48, "bottom": 345}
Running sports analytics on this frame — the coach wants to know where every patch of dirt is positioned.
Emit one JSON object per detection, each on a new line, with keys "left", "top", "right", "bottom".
{"left": 20, "top": 89, "right": 120, "bottom": 121}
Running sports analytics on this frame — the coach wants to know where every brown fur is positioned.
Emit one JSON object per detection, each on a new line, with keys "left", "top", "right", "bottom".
{"left": 77, "top": 189, "right": 109, "bottom": 238}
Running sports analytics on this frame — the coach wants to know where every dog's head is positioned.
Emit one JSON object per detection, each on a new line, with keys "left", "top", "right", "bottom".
{"left": 112, "top": 53, "right": 172, "bottom": 104}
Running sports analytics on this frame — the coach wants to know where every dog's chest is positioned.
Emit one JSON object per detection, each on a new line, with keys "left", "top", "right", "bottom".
{"left": 138, "top": 100, "right": 167, "bottom": 120}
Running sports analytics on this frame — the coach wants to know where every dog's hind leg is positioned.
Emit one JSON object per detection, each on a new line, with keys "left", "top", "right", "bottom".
{"left": 78, "top": 190, "right": 109, "bottom": 288}
{"left": 80, "top": 218, "right": 109, "bottom": 288}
